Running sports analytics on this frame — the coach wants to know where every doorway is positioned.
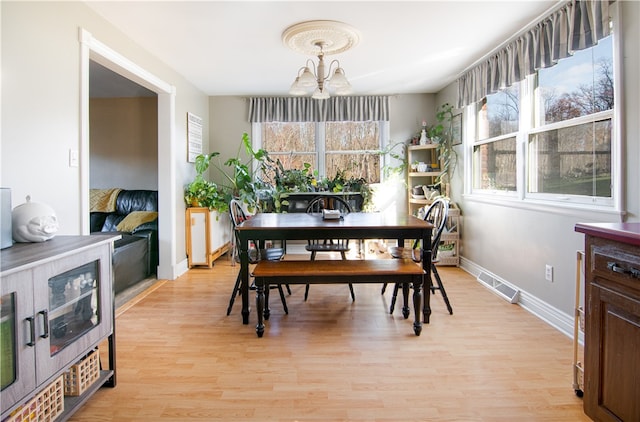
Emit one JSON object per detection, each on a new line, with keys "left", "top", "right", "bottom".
{"left": 80, "top": 28, "right": 177, "bottom": 280}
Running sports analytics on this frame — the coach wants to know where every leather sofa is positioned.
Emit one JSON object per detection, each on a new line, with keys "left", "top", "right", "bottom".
{"left": 90, "top": 189, "right": 158, "bottom": 295}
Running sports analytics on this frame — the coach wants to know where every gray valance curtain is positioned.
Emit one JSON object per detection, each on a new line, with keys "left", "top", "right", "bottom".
{"left": 457, "top": 0, "right": 611, "bottom": 108}
{"left": 248, "top": 96, "right": 390, "bottom": 122}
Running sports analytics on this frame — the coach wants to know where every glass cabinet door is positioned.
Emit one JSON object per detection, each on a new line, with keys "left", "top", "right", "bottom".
{"left": 47, "top": 260, "right": 100, "bottom": 356}
{"left": 0, "top": 272, "right": 37, "bottom": 408}
{"left": 1, "top": 293, "right": 17, "bottom": 390}
{"left": 32, "top": 243, "right": 112, "bottom": 385}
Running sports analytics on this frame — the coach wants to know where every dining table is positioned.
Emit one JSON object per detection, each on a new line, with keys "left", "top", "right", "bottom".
{"left": 235, "top": 211, "right": 434, "bottom": 327}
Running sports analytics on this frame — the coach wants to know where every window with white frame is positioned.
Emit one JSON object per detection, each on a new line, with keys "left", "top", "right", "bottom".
{"left": 528, "top": 35, "right": 614, "bottom": 203}
{"left": 470, "top": 33, "right": 615, "bottom": 207}
{"left": 473, "top": 86, "right": 519, "bottom": 192}
{"left": 260, "top": 121, "right": 383, "bottom": 183}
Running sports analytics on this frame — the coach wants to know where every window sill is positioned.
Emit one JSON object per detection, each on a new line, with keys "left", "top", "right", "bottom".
{"left": 463, "top": 193, "right": 626, "bottom": 222}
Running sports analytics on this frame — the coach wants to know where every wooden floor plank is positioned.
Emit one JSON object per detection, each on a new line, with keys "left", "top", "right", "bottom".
{"left": 69, "top": 255, "right": 588, "bottom": 421}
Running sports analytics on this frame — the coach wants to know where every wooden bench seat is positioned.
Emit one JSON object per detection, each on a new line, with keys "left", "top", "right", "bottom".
{"left": 252, "top": 259, "right": 425, "bottom": 337}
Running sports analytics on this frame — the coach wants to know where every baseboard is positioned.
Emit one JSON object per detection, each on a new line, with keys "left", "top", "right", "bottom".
{"left": 460, "top": 256, "right": 576, "bottom": 340}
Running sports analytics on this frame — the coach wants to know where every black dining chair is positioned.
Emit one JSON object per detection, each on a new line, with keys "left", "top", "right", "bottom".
{"left": 304, "top": 195, "right": 356, "bottom": 301}
{"left": 382, "top": 197, "right": 453, "bottom": 316}
{"left": 226, "top": 199, "right": 288, "bottom": 317}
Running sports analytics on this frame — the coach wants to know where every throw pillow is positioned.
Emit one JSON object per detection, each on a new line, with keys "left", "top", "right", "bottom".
{"left": 116, "top": 211, "right": 158, "bottom": 233}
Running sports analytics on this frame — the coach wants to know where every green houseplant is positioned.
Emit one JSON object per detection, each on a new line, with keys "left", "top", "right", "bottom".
{"left": 431, "top": 103, "right": 457, "bottom": 186}
{"left": 185, "top": 133, "right": 271, "bottom": 213}
{"left": 184, "top": 153, "right": 227, "bottom": 211}
{"left": 212, "top": 133, "right": 274, "bottom": 212}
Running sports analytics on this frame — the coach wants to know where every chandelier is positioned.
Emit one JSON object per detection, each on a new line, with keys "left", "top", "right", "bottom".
{"left": 282, "top": 21, "right": 360, "bottom": 100}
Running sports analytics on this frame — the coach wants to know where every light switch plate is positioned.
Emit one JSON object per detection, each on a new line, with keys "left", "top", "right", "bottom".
{"left": 69, "top": 149, "right": 79, "bottom": 167}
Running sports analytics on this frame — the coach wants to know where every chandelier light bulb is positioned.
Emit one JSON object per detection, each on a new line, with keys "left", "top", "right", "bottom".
{"left": 311, "top": 87, "right": 330, "bottom": 100}
{"left": 329, "top": 67, "right": 349, "bottom": 89}
{"left": 297, "top": 67, "right": 318, "bottom": 88}
{"left": 289, "top": 77, "right": 309, "bottom": 96}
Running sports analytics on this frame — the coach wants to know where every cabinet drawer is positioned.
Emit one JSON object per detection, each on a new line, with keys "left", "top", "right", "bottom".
{"left": 592, "top": 244, "right": 640, "bottom": 294}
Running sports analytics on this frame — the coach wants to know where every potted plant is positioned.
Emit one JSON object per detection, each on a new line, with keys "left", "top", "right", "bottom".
{"left": 184, "top": 153, "right": 227, "bottom": 211}
{"left": 207, "top": 132, "right": 273, "bottom": 213}
{"left": 274, "top": 160, "right": 314, "bottom": 192}
{"left": 185, "top": 133, "right": 274, "bottom": 213}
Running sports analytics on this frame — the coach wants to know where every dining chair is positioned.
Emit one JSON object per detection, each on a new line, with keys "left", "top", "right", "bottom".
{"left": 226, "top": 199, "right": 288, "bottom": 317}
{"left": 382, "top": 197, "right": 453, "bottom": 316}
{"left": 304, "top": 195, "right": 356, "bottom": 301}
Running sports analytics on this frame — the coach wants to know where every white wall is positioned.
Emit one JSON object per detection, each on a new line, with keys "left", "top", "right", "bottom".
{"left": 1, "top": 2, "right": 209, "bottom": 278}
{"left": 208, "top": 96, "right": 252, "bottom": 185}
{"left": 435, "top": 0, "right": 640, "bottom": 333}
{"left": 90, "top": 97, "right": 159, "bottom": 190}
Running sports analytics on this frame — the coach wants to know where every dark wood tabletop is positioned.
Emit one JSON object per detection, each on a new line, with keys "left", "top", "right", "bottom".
{"left": 237, "top": 212, "right": 432, "bottom": 238}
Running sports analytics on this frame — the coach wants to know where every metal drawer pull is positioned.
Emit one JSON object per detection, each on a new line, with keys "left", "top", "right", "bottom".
{"left": 607, "top": 262, "right": 640, "bottom": 278}
{"left": 39, "top": 310, "right": 49, "bottom": 339}
{"left": 26, "top": 316, "right": 36, "bottom": 347}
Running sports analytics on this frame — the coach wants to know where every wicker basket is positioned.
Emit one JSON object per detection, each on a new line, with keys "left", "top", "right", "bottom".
{"left": 4, "top": 375, "right": 64, "bottom": 422}
{"left": 3, "top": 398, "right": 38, "bottom": 422}
{"left": 64, "top": 349, "right": 100, "bottom": 397}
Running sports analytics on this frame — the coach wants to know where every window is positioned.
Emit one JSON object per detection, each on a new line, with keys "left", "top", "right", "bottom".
{"left": 528, "top": 118, "right": 612, "bottom": 198}
{"left": 470, "top": 34, "right": 616, "bottom": 208}
{"left": 528, "top": 36, "right": 614, "bottom": 202}
{"left": 259, "top": 121, "right": 383, "bottom": 183}
{"left": 262, "top": 122, "right": 317, "bottom": 172}
{"left": 473, "top": 86, "right": 519, "bottom": 192}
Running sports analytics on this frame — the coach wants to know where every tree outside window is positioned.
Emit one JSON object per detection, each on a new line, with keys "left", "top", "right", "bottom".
{"left": 261, "top": 121, "right": 382, "bottom": 184}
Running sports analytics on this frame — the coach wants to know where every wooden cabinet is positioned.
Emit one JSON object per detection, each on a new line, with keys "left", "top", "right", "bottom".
{"left": 1, "top": 235, "right": 118, "bottom": 421}
{"left": 185, "top": 207, "right": 231, "bottom": 268}
{"left": 575, "top": 222, "right": 640, "bottom": 422}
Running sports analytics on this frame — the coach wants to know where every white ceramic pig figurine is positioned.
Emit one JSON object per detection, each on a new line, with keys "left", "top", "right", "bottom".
{"left": 12, "top": 195, "right": 59, "bottom": 242}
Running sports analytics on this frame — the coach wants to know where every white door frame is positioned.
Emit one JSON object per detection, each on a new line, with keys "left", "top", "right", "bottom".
{"left": 79, "top": 28, "right": 177, "bottom": 280}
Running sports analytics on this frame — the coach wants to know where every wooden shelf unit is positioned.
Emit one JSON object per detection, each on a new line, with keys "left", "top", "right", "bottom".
{"left": 407, "top": 144, "right": 440, "bottom": 217}
{"left": 406, "top": 145, "right": 460, "bottom": 267}
{"left": 438, "top": 202, "right": 460, "bottom": 267}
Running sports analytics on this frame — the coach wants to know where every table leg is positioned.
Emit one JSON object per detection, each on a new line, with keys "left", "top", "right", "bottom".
{"left": 239, "top": 238, "right": 250, "bottom": 325}
{"left": 422, "top": 234, "right": 432, "bottom": 324}
{"left": 255, "top": 279, "right": 265, "bottom": 337}
{"left": 401, "top": 283, "right": 410, "bottom": 319}
{"left": 412, "top": 275, "right": 423, "bottom": 336}
{"left": 263, "top": 283, "right": 271, "bottom": 321}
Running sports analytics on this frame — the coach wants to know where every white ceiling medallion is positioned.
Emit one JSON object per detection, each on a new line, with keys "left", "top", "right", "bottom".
{"left": 282, "top": 20, "right": 361, "bottom": 56}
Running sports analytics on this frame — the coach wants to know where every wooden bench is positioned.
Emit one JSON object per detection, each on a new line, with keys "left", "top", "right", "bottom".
{"left": 252, "top": 259, "right": 426, "bottom": 337}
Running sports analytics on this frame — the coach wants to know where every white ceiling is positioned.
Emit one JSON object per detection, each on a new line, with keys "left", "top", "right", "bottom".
{"left": 85, "top": 1, "right": 557, "bottom": 97}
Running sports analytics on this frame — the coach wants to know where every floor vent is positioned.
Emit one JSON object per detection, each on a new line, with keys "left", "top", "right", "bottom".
{"left": 477, "top": 271, "right": 520, "bottom": 304}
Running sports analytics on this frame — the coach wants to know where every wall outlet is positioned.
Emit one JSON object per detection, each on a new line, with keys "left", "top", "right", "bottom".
{"left": 545, "top": 264, "right": 554, "bottom": 282}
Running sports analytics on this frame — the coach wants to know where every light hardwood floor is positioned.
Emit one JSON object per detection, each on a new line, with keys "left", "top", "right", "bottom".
{"left": 69, "top": 255, "right": 588, "bottom": 422}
